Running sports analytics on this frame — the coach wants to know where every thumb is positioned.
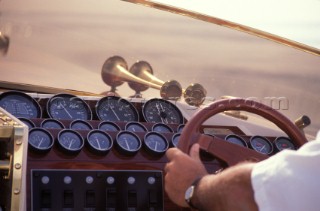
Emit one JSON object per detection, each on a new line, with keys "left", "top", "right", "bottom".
{"left": 189, "top": 143, "right": 201, "bottom": 162}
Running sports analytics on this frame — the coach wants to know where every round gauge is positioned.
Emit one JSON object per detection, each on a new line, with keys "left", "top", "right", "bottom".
{"left": 171, "top": 133, "right": 181, "bottom": 147}
{"left": 18, "top": 117, "right": 36, "bottom": 129}
{"left": 41, "top": 119, "right": 65, "bottom": 129}
{"left": 144, "top": 132, "right": 169, "bottom": 154}
{"left": 47, "top": 93, "right": 92, "bottom": 120}
{"left": 177, "top": 124, "right": 185, "bottom": 133}
{"left": 87, "top": 130, "right": 113, "bottom": 154}
{"left": 28, "top": 128, "right": 54, "bottom": 152}
{"left": 152, "top": 123, "right": 173, "bottom": 133}
{"left": 125, "top": 122, "right": 147, "bottom": 132}
{"left": 57, "top": 129, "right": 84, "bottom": 153}
{"left": 225, "top": 135, "right": 248, "bottom": 148}
{"left": 0, "top": 91, "right": 42, "bottom": 118}
{"left": 250, "top": 136, "right": 273, "bottom": 155}
{"left": 98, "top": 121, "right": 120, "bottom": 132}
{"left": 142, "top": 98, "right": 184, "bottom": 124}
{"left": 96, "top": 96, "right": 139, "bottom": 122}
{"left": 274, "top": 137, "right": 295, "bottom": 151}
{"left": 116, "top": 131, "right": 142, "bottom": 155}
{"left": 70, "top": 120, "right": 93, "bottom": 130}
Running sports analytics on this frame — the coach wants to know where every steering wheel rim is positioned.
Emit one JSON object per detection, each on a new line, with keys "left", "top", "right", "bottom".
{"left": 178, "top": 98, "right": 308, "bottom": 165}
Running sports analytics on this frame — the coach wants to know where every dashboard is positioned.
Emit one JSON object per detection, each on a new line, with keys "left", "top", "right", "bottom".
{"left": 0, "top": 90, "right": 299, "bottom": 211}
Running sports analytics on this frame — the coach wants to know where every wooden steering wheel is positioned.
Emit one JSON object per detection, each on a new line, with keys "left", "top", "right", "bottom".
{"left": 178, "top": 98, "right": 308, "bottom": 166}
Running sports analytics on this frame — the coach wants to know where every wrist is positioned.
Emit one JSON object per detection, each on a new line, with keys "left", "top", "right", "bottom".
{"left": 185, "top": 177, "right": 203, "bottom": 210}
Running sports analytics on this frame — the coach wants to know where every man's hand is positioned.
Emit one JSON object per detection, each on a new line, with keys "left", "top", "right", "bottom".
{"left": 164, "top": 143, "right": 208, "bottom": 207}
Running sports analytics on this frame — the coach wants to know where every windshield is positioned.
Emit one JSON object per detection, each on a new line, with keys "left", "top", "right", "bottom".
{"left": 1, "top": 0, "right": 320, "bottom": 136}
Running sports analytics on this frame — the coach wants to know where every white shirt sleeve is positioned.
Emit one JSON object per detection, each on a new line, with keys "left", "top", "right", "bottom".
{"left": 251, "top": 131, "right": 320, "bottom": 211}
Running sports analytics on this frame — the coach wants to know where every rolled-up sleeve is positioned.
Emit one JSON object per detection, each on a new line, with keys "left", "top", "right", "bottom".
{"left": 251, "top": 132, "right": 320, "bottom": 211}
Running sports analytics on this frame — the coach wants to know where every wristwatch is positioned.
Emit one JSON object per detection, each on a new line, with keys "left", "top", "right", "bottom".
{"left": 185, "top": 177, "right": 202, "bottom": 209}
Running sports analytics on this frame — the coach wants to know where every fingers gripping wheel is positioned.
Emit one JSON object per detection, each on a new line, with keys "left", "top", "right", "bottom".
{"left": 178, "top": 98, "right": 308, "bottom": 166}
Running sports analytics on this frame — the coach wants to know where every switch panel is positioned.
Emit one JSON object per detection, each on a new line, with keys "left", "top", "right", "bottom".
{"left": 31, "top": 170, "right": 164, "bottom": 210}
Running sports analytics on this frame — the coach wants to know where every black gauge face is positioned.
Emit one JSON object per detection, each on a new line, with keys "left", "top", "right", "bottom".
{"left": 225, "top": 135, "right": 247, "bottom": 148}
{"left": 28, "top": 128, "right": 54, "bottom": 152}
{"left": 47, "top": 93, "right": 92, "bottom": 120}
{"left": 58, "top": 129, "right": 84, "bottom": 153}
{"left": 142, "top": 98, "right": 183, "bottom": 124}
{"left": 99, "top": 121, "right": 120, "bottom": 132}
{"left": 41, "top": 119, "right": 65, "bottom": 129}
{"left": 144, "top": 132, "right": 169, "bottom": 154}
{"left": 250, "top": 136, "right": 273, "bottom": 155}
{"left": 0, "top": 91, "right": 41, "bottom": 118}
{"left": 18, "top": 117, "right": 36, "bottom": 129}
{"left": 96, "top": 96, "right": 138, "bottom": 122}
{"left": 172, "top": 133, "right": 181, "bottom": 147}
{"left": 87, "top": 130, "right": 113, "bottom": 153}
{"left": 116, "top": 131, "right": 141, "bottom": 154}
{"left": 70, "top": 120, "right": 93, "bottom": 130}
{"left": 275, "top": 137, "right": 295, "bottom": 151}
{"left": 152, "top": 123, "right": 173, "bottom": 133}
{"left": 125, "top": 122, "right": 147, "bottom": 132}
{"left": 177, "top": 124, "right": 185, "bottom": 133}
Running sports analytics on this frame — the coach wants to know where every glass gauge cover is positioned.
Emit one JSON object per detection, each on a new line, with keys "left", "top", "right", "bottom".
{"left": 144, "top": 132, "right": 169, "bottom": 154}
{"left": 18, "top": 117, "right": 36, "bottom": 129}
{"left": 172, "top": 133, "right": 181, "bottom": 147}
{"left": 28, "top": 128, "right": 54, "bottom": 152}
{"left": 125, "top": 122, "right": 147, "bottom": 132}
{"left": 57, "top": 129, "right": 84, "bottom": 153}
{"left": 41, "top": 119, "right": 65, "bottom": 129}
{"left": 152, "top": 123, "right": 173, "bottom": 133}
{"left": 116, "top": 131, "right": 142, "bottom": 155}
{"left": 142, "top": 98, "right": 184, "bottom": 124}
{"left": 225, "top": 135, "right": 248, "bottom": 148}
{"left": 70, "top": 120, "right": 93, "bottom": 130}
{"left": 87, "top": 129, "right": 113, "bottom": 154}
{"left": 250, "top": 136, "right": 273, "bottom": 155}
{"left": 96, "top": 96, "right": 139, "bottom": 122}
{"left": 47, "top": 93, "right": 92, "bottom": 120}
{"left": 275, "top": 137, "right": 295, "bottom": 151}
{"left": 0, "top": 91, "right": 42, "bottom": 118}
{"left": 99, "top": 121, "right": 120, "bottom": 132}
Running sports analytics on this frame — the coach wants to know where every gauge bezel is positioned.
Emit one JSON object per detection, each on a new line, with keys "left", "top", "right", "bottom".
{"left": 225, "top": 134, "right": 248, "bottom": 148}
{"left": 41, "top": 119, "right": 65, "bottom": 129}
{"left": 95, "top": 96, "right": 139, "bottom": 122}
{"left": 46, "top": 93, "right": 92, "bottom": 120}
{"left": 171, "top": 133, "right": 181, "bottom": 147}
{"left": 28, "top": 128, "right": 54, "bottom": 153}
{"left": 144, "top": 131, "right": 169, "bottom": 155}
{"left": 274, "top": 136, "right": 295, "bottom": 151}
{"left": 86, "top": 129, "right": 113, "bottom": 154}
{"left": 125, "top": 121, "right": 148, "bottom": 132}
{"left": 98, "top": 121, "right": 121, "bottom": 132}
{"left": 70, "top": 119, "right": 93, "bottom": 130}
{"left": 57, "top": 129, "right": 85, "bottom": 153}
{"left": 0, "top": 90, "right": 42, "bottom": 118}
{"left": 18, "top": 117, "right": 36, "bottom": 129}
{"left": 152, "top": 122, "right": 173, "bottom": 133}
{"left": 142, "top": 98, "right": 184, "bottom": 124}
{"left": 249, "top": 135, "right": 273, "bottom": 155}
{"left": 115, "top": 131, "right": 142, "bottom": 155}
{"left": 177, "top": 124, "right": 185, "bottom": 133}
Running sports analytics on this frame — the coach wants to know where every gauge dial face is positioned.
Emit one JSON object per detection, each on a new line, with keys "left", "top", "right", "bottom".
{"left": 58, "top": 129, "right": 84, "bottom": 152}
{"left": 250, "top": 136, "right": 273, "bottom": 155}
{"left": 142, "top": 98, "right": 183, "bottom": 124}
{"left": 99, "top": 121, "right": 120, "bottom": 131}
{"left": 41, "top": 119, "right": 65, "bottom": 129}
{"left": 96, "top": 96, "right": 138, "bottom": 122}
{"left": 144, "top": 132, "right": 169, "bottom": 154}
{"left": 225, "top": 135, "right": 248, "bottom": 148}
{"left": 116, "top": 131, "right": 141, "bottom": 154}
{"left": 47, "top": 93, "right": 92, "bottom": 120}
{"left": 172, "top": 133, "right": 181, "bottom": 147}
{"left": 18, "top": 117, "right": 36, "bottom": 129}
{"left": 70, "top": 120, "right": 93, "bottom": 130}
{"left": 275, "top": 137, "right": 295, "bottom": 151}
{"left": 87, "top": 130, "right": 113, "bottom": 153}
{"left": 0, "top": 91, "right": 41, "bottom": 118}
{"left": 28, "top": 128, "right": 54, "bottom": 152}
{"left": 125, "top": 122, "right": 147, "bottom": 132}
{"left": 152, "top": 123, "right": 173, "bottom": 133}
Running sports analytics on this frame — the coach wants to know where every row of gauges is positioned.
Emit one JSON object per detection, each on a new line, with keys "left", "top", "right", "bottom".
{"left": 28, "top": 128, "right": 183, "bottom": 155}
{"left": 222, "top": 134, "right": 295, "bottom": 154}
{"left": 0, "top": 91, "right": 184, "bottom": 124}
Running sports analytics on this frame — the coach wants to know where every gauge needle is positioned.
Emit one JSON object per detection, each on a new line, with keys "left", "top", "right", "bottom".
{"left": 155, "top": 141, "right": 158, "bottom": 151}
{"left": 260, "top": 145, "right": 266, "bottom": 152}
{"left": 60, "top": 103, "right": 73, "bottom": 118}
{"left": 69, "top": 139, "right": 74, "bottom": 149}
{"left": 159, "top": 104, "right": 168, "bottom": 124}
{"left": 156, "top": 103, "right": 165, "bottom": 123}
{"left": 38, "top": 137, "right": 43, "bottom": 148}
{"left": 124, "top": 139, "right": 130, "bottom": 150}
{"left": 110, "top": 106, "right": 120, "bottom": 121}
{"left": 95, "top": 137, "right": 101, "bottom": 149}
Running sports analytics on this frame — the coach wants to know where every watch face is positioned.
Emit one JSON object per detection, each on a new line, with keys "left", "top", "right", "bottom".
{"left": 185, "top": 186, "right": 195, "bottom": 204}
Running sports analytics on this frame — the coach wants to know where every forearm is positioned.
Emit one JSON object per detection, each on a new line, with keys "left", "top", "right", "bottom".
{"left": 193, "top": 163, "right": 258, "bottom": 211}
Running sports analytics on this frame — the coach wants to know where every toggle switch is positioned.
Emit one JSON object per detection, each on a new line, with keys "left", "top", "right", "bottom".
{"left": 127, "top": 190, "right": 137, "bottom": 210}
{"left": 40, "top": 190, "right": 51, "bottom": 208}
{"left": 63, "top": 190, "right": 74, "bottom": 208}
{"left": 106, "top": 188, "right": 117, "bottom": 210}
{"left": 85, "top": 190, "right": 95, "bottom": 208}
